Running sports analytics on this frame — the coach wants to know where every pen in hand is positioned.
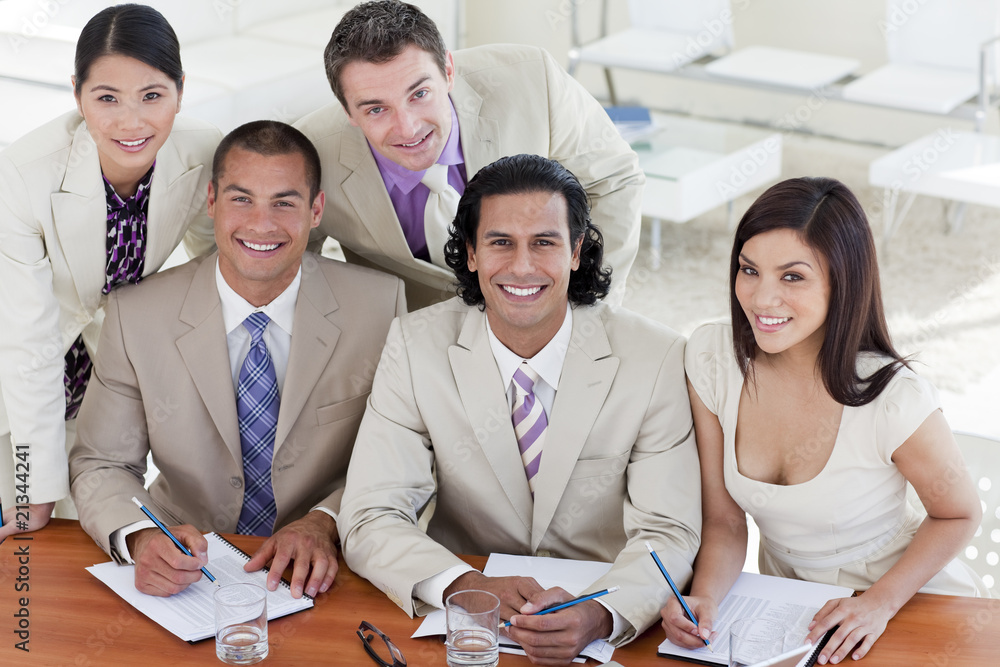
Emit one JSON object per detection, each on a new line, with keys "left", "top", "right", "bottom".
{"left": 131, "top": 497, "right": 217, "bottom": 584}
{"left": 500, "top": 586, "right": 620, "bottom": 629}
{"left": 646, "top": 541, "right": 712, "bottom": 651}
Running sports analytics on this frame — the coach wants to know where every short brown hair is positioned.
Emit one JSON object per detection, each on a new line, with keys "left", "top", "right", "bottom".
{"left": 323, "top": 0, "right": 447, "bottom": 108}
{"left": 212, "top": 121, "right": 322, "bottom": 202}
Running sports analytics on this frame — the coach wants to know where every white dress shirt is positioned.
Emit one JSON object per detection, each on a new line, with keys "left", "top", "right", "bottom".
{"left": 412, "top": 305, "right": 625, "bottom": 640}
{"left": 111, "top": 261, "right": 303, "bottom": 561}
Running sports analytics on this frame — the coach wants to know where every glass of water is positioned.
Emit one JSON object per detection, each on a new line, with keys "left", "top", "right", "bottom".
{"left": 214, "top": 583, "right": 268, "bottom": 665}
{"left": 729, "top": 618, "right": 786, "bottom": 667}
{"left": 445, "top": 590, "right": 500, "bottom": 667}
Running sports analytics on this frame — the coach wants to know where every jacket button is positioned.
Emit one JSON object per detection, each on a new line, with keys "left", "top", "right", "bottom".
{"left": 230, "top": 477, "right": 242, "bottom": 489}
{"left": 535, "top": 549, "right": 551, "bottom": 558}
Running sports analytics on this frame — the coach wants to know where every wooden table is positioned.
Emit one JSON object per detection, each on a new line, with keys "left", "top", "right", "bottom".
{"left": 3, "top": 520, "right": 999, "bottom": 665}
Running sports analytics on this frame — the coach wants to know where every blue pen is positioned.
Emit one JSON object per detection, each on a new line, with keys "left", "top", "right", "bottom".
{"left": 501, "top": 586, "right": 619, "bottom": 629}
{"left": 131, "top": 497, "right": 216, "bottom": 583}
{"left": 646, "top": 541, "right": 712, "bottom": 650}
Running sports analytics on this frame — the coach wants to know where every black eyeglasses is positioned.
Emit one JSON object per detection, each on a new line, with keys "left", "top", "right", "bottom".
{"left": 357, "top": 620, "right": 406, "bottom": 667}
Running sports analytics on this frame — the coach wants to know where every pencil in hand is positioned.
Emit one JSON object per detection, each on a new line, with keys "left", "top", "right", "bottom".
{"left": 646, "top": 541, "right": 711, "bottom": 651}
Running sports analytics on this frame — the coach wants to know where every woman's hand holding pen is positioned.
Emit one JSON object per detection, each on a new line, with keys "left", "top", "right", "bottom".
{"left": 660, "top": 594, "right": 717, "bottom": 648}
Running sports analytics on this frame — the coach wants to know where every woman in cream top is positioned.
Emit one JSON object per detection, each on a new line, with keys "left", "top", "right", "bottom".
{"left": 661, "top": 177, "right": 986, "bottom": 665}
{"left": 0, "top": 4, "right": 220, "bottom": 538}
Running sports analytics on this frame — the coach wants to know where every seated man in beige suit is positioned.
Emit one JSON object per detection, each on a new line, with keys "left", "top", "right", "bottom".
{"left": 339, "top": 155, "right": 699, "bottom": 664}
{"left": 70, "top": 121, "right": 405, "bottom": 600}
{"left": 295, "top": 0, "right": 642, "bottom": 310}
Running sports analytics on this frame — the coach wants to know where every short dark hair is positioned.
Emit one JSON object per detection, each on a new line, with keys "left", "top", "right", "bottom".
{"left": 444, "top": 154, "right": 612, "bottom": 307}
{"left": 212, "top": 121, "right": 322, "bottom": 202}
{"left": 324, "top": 0, "right": 447, "bottom": 108}
{"left": 730, "top": 176, "right": 906, "bottom": 407}
{"left": 74, "top": 4, "right": 184, "bottom": 93}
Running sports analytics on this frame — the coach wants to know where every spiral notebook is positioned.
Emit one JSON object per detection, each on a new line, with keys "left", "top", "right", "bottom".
{"left": 656, "top": 572, "right": 851, "bottom": 665}
{"left": 87, "top": 532, "right": 313, "bottom": 642}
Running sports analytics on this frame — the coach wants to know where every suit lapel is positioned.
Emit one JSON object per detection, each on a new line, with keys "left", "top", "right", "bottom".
{"left": 339, "top": 127, "right": 415, "bottom": 260}
{"left": 50, "top": 121, "right": 106, "bottom": 313}
{"left": 175, "top": 255, "right": 242, "bottom": 464}
{"left": 452, "top": 76, "right": 501, "bottom": 179}
{"left": 531, "top": 306, "right": 618, "bottom": 550}
{"left": 144, "top": 135, "right": 207, "bottom": 274}
{"left": 448, "top": 308, "right": 533, "bottom": 533}
{"left": 275, "top": 259, "right": 341, "bottom": 448}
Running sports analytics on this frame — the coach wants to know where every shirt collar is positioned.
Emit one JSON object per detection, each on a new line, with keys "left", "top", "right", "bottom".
{"left": 215, "top": 258, "right": 301, "bottom": 338}
{"left": 369, "top": 98, "right": 464, "bottom": 195}
{"left": 487, "top": 303, "right": 573, "bottom": 393}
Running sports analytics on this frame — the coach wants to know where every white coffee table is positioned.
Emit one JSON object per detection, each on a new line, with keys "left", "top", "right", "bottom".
{"left": 631, "top": 115, "right": 783, "bottom": 268}
{"left": 869, "top": 129, "right": 1000, "bottom": 253}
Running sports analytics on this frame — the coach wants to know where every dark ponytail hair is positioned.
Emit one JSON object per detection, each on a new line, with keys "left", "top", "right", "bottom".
{"left": 75, "top": 4, "right": 184, "bottom": 92}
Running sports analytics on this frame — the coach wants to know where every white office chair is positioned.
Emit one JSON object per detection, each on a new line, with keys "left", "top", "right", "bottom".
{"left": 568, "top": 0, "right": 734, "bottom": 105}
{"left": 843, "top": 0, "right": 1000, "bottom": 127}
{"left": 953, "top": 431, "right": 1000, "bottom": 596}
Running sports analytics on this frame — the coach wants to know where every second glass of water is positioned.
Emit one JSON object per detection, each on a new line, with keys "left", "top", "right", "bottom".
{"left": 445, "top": 590, "right": 500, "bottom": 667}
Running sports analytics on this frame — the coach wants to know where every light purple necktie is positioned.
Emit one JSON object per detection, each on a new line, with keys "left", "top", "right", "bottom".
{"left": 236, "top": 312, "right": 279, "bottom": 536}
{"left": 512, "top": 362, "right": 547, "bottom": 497}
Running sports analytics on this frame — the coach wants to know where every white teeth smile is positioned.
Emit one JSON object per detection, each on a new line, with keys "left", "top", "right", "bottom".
{"left": 759, "top": 316, "right": 790, "bottom": 325}
{"left": 503, "top": 285, "right": 541, "bottom": 297}
{"left": 242, "top": 240, "right": 280, "bottom": 252}
{"left": 118, "top": 138, "right": 147, "bottom": 147}
{"left": 401, "top": 134, "right": 427, "bottom": 147}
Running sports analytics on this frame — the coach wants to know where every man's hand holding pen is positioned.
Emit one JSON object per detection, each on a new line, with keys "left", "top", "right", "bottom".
{"left": 443, "top": 571, "right": 614, "bottom": 666}
{"left": 127, "top": 525, "right": 209, "bottom": 597}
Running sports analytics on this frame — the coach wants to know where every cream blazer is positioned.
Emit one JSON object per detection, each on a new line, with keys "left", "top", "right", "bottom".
{"left": 69, "top": 252, "right": 406, "bottom": 560}
{"left": 339, "top": 299, "right": 702, "bottom": 644}
{"left": 0, "top": 110, "right": 220, "bottom": 504}
{"left": 295, "top": 44, "right": 643, "bottom": 310}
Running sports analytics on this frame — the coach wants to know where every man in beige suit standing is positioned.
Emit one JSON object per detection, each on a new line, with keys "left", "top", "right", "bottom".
{"left": 339, "top": 155, "right": 699, "bottom": 664}
{"left": 295, "top": 0, "right": 642, "bottom": 310}
{"left": 70, "top": 121, "right": 405, "bottom": 600}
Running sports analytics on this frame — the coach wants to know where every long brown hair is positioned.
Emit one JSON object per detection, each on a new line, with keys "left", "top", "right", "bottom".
{"left": 730, "top": 177, "right": 906, "bottom": 406}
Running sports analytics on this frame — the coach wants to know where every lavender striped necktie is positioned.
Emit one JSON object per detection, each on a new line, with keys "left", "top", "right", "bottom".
{"left": 512, "top": 362, "right": 547, "bottom": 497}
{"left": 236, "top": 312, "right": 279, "bottom": 536}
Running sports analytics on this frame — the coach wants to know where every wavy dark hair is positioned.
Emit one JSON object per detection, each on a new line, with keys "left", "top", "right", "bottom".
{"left": 324, "top": 0, "right": 447, "bottom": 108}
{"left": 730, "top": 176, "right": 907, "bottom": 407}
{"left": 444, "top": 154, "right": 611, "bottom": 307}
{"left": 75, "top": 4, "right": 184, "bottom": 92}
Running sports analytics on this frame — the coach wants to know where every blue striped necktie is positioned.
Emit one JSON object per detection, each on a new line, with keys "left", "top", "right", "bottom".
{"left": 236, "top": 312, "right": 279, "bottom": 536}
{"left": 512, "top": 362, "right": 547, "bottom": 497}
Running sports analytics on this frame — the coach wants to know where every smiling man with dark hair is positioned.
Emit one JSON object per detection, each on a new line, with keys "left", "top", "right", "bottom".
{"left": 70, "top": 121, "right": 405, "bottom": 600}
{"left": 339, "top": 155, "right": 700, "bottom": 665}
{"left": 296, "top": 0, "right": 642, "bottom": 310}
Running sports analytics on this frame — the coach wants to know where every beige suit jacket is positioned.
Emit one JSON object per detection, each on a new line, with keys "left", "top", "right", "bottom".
{"left": 0, "top": 110, "right": 220, "bottom": 504}
{"left": 339, "top": 298, "right": 701, "bottom": 644}
{"left": 69, "top": 252, "right": 406, "bottom": 562}
{"left": 295, "top": 44, "right": 643, "bottom": 310}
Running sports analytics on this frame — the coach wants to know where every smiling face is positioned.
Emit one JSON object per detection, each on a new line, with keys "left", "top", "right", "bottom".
{"left": 339, "top": 45, "right": 455, "bottom": 172}
{"left": 467, "top": 191, "right": 582, "bottom": 358}
{"left": 735, "top": 228, "right": 831, "bottom": 361}
{"left": 209, "top": 148, "right": 324, "bottom": 307}
{"left": 74, "top": 54, "right": 181, "bottom": 196}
